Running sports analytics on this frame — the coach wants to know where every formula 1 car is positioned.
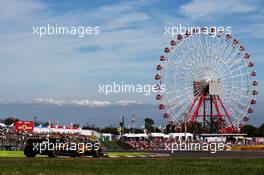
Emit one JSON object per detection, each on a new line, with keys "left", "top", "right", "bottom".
{"left": 24, "top": 134, "right": 108, "bottom": 158}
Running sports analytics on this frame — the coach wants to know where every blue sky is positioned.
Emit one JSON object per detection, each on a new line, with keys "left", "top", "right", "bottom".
{"left": 0, "top": 0, "right": 263, "bottom": 126}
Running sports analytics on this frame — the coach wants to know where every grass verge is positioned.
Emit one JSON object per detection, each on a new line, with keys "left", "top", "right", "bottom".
{"left": 0, "top": 156, "right": 263, "bottom": 175}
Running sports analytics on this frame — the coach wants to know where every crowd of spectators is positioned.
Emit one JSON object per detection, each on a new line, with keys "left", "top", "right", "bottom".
{"left": 1, "top": 124, "right": 263, "bottom": 151}
{"left": 0, "top": 125, "right": 93, "bottom": 151}
{"left": 125, "top": 137, "right": 192, "bottom": 150}
{"left": 124, "top": 136, "right": 264, "bottom": 150}
{"left": 126, "top": 138, "right": 169, "bottom": 150}
{"left": 0, "top": 125, "right": 28, "bottom": 150}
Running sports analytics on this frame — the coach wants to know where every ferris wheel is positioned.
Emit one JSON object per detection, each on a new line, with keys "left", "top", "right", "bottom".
{"left": 155, "top": 27, "right": 258, "bottom": 133}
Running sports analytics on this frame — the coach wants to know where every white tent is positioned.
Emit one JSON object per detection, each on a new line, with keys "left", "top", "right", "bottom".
{"left": 79, "top": 130, "right": 100, "bottom": 137}
{"left": 150, "top": 133, "right": 169, "bottom": 138}
{"left": 101, "top": 133, "right": 112, "bottom": 141}
{"left": 33, "top": 127, "right": 100, "bottom": 137}
{"left": 0, "top": 123, "right": 6, "bottom": 127}
{"left": 169, "top": 133, "right": 193, "bottom": 141}
{"left": 123, "top": 133, "right": 148, "bottom": 138}
{"left": 33, "top": 127, "right": 50, "bottom": 133}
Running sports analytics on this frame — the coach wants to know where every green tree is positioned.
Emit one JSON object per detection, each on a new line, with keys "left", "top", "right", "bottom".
{"left": 257, "top": 123, "right": 264, "bottom": 137}
{"left": 82, "top": 122, "right": 101, "bottom": 132}
{"left": 240, "top": 124, "right": 258, "bottom": 137}
{"left": 144, "top": 118, "right": 154, "bottom": 133}
{"left": 3, "top": 117, "right": 19, "bottom": 125}
{"left": 165, "top": 123, "right": 176, "bottom": 133}
{"left": 187, "top": 122, "right": 204, "bottom": 134}
{"left": 101, "top": 126, "right": 119, "bottom": 135}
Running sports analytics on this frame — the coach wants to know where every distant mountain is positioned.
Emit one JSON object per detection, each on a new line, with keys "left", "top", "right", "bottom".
{"left": 0, "top": 102, "right": 262, "bottom": 127}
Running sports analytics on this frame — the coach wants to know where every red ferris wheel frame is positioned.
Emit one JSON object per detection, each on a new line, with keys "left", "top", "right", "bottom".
{"left": 187, "top": 94, "right": 235, "bottom": 133}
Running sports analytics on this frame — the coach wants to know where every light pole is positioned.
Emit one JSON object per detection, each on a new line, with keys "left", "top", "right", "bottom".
{"left": 33, "top": 115, "right": 37, "bottom": 125}
{"left": 184, "top": 113, "right": 188, "bottom": 142}
{"left": 184, "top": 121, "right": 187, "bottom": 142}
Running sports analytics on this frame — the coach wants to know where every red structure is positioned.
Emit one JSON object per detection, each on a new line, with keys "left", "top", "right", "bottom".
{"left": 185, "top": 80, "right": 235, "bottom": 133}
{"left": 187, "top": 95, "right": 235, "bottom": 133}
{"left": 15, "top": 121, "right": 34, "bottom": 132}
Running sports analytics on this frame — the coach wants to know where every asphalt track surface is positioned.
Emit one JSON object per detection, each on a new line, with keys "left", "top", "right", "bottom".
{"left": 171, "top": 151, "right": 264, "bottom": 158}
{"left": 111, "top": 150, "right": 264, "bottom": 158}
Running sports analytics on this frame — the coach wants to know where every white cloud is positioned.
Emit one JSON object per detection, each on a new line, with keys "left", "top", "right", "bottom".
{"left": 35, "top": 98, "right": 142, "bottom": 107}
{"left": 115, "top": 100, "right": 143, "bottom": 106}
{"left": 235, "top": 23, "right": 264, "bottom": 39}
{"left": 1, "top": 0, "right": 262, "bottom": 103}
{"left": 36, "top": 98, "right": 67, "bottom": 106}
{"left": 0, "top": 0, "right": 164, "bottom": 101}
{"left": 0, "top": 0, "right": 46, "bottom": 23}
{"left": 72, "top": 100, "right": 111, "bottom": 107}
{"left": 180, "top": 0, "right": 257, "bottom": 19}
{"left": 98, "top": 0, "right": 158, "bottom": 15}
{"left": 105, "top": 12, "right": 151, "bottom": 30}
